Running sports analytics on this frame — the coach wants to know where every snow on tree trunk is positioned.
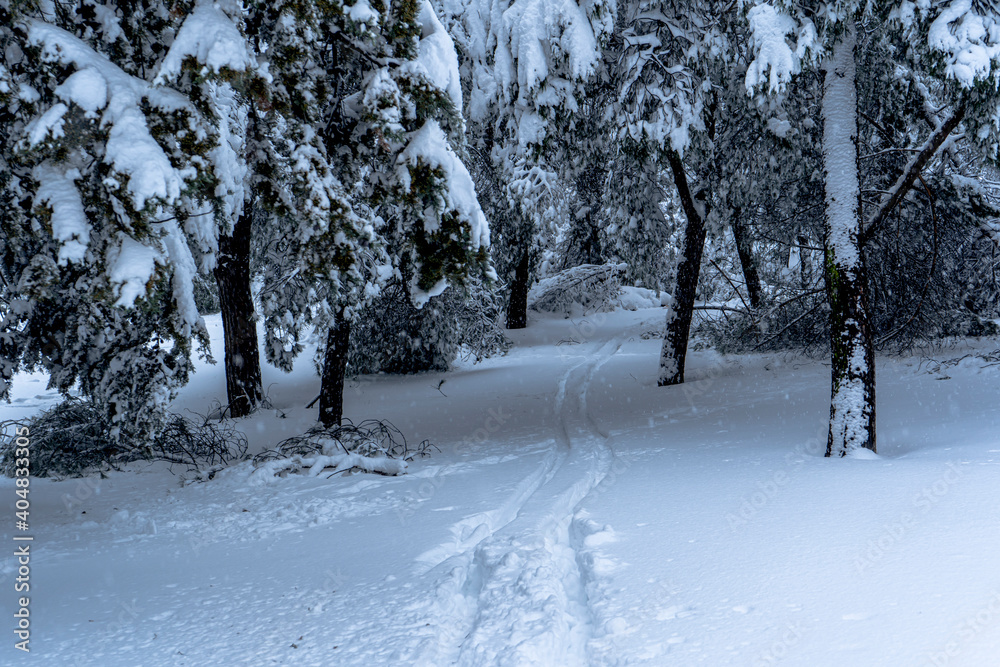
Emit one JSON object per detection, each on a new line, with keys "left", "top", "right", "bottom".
{"left": 659, "top": 150, "right": 708, "bottom": 387}
{"left": 821, "top": 25, "right": 875, "bottom": 457}
{"left": 506, "top": 249, "right": 531, "bottom": 330}
{"left": 319, "top": 311, "right": 352, "bottom": 428}
{"left": 214, "top": 209, "right": 262, "bottom": 418}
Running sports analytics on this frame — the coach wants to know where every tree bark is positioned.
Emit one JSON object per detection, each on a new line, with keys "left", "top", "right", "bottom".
{"left": 659, "top": 150, "right": 708, "bottom": 386}
{"left": 821, "top": 25, "right": 876, "bottom": 456}
{"left": 506, "top": 248, "right": 530, "bottom": 329}
{"left": 319, "top": 310, "right": 352, "bottom": 428}
{"left": 731, "top": 209, "right": 763, "bottom": 311}
{"left": 214, "top": 210, "right": 262, "bottom": 418}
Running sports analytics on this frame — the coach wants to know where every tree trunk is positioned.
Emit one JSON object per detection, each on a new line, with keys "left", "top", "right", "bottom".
{"left": 319, "top": 311, "right": 352, "bottom": 428}
{"left": 797, "top": 234, "right": 812, "bottom": 290}
{"left": 821, "top": 25, "right": 876, "bottom": 456}
{"left": 659, "top": 150, "right": 708, "bottom": 386}
{"left": 731, "top": 209, "right": 763, "bottom": 311}
{"left": 575, "top": 166, "right": 606, "bottom": 266}
{"left": 506, "top": 248, "right": 530, "bottom": 330}
{"left": 214, "top": 210, "right": 262, "bottom": 418}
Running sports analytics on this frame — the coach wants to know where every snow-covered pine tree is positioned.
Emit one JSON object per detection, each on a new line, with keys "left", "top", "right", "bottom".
{"left": 439, "top": 0, "right": 614, "bottom": 329}
{"left": 0, "top": 0, "right": 223, "bottom": 444}
{"left": 603, "top": 5, "right": 673, "bottom": 294}
{"left": 155, "top": 0, "right": 265, "bottom": 418}
{"left": 550, "top": 3, "right": 619, "bottom": 272}
{"left": 687, "top": 33, "right": 828, "bottom": 352}
{"left": 614, "top": 0, "right": 738, "bottom": 386}
{"left": 253, "top": 0, "right": 491, "bottom": 427}
{"left": 603, "top": 144, "right": 675, "bottom": 293}
{"left": 744, "top": 0, "right": 1000, "bottom": 455}
{"left": 347, "top": 271, "right": 508, "bottom": 374}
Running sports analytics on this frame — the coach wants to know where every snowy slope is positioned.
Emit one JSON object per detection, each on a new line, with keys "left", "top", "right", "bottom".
{"left": 2, "top": 307, "right": 1000, "bottom": 666}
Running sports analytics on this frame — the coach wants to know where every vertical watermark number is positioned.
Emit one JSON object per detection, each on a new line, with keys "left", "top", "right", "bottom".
{"left": 11, "top": 425, "right": 31, "bottom": 652}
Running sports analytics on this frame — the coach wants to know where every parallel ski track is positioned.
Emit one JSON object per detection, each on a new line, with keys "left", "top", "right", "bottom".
{"left": 415, "top": 335, "right": 625, "bottom": 666}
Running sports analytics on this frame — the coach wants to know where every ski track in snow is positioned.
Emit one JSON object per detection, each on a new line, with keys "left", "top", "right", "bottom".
{"left": 413, "top": 335, "right": 626, "bottom": 667}
{"left": 10, "top": 312, "right": 1000, "bottom": 666}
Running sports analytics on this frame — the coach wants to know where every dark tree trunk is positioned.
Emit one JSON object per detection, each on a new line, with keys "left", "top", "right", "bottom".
{"left": 575, "top": 166, "right": 606, "bottom": 266}
{"left": 659, "top": 150, "right": 709, "bottom": 387}
{"left": 797, "top": 234, "right": 813, "bottom": 290}
{"left": 506, "top": 249, "right": 530, "bottom": 330}
{"left": 214, "top": 210, "right": 262, "bottom": 418}
{"left": 824, "top": 244, "right": 876, "bottom": 456}
{"left": 731, "top": 209, "right": 763, "bottom": 311}
{"left": 319, "top": 311, "right": 352, "bottom": 428}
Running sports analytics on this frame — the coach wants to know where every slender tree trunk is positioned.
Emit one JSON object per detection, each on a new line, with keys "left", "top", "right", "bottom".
{"left": 319, "top": 310, "right": 352, "bottom": 427}
{"left": 576, "top": 166, "right": 606, "bottom": 266}
{"left": 659, "top": 150, "right": 708, "bottom": 386}
{"left": 506, "top": 248, "right": 530, "bottom": 329}
{"left": 821, "top": 25, "right": 876, "bottom": 456}
{"left": 731, "top": 208, "right": 763, "bottom": 311}
{"left": 214, "top": 210, "right": 262, "bottom": 418}
{"left": 797, "top": 234, "right": 812, "bottom": 290}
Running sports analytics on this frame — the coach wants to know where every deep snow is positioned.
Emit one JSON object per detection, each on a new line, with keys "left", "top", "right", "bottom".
{"left": 2, "top": 304, "right": 1000, "bottom": 666}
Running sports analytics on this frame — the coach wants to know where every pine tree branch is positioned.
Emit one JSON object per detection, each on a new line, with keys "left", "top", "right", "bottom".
{"left": 859, "top": 147, "right": 921, "bottom": 160}
{"left": 862, "top": 103, "right": 965, "bottom": 242}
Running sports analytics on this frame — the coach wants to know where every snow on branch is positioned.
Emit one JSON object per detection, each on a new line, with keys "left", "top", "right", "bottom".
{"left": 412, "top": 0, "right": 464, "bottom": 114}
{"left": 744, "top": 3, "right": 816, "bottom": 95}
{"left": 252, "top": 452, "right": 408, "bottom": 479}
{"left": 26, "top": 19, "right": 198, "bottom": 211}
{"left": 22, "top": 18, "right": 212, "bottom": 324}
{"left": 397, "top": 120, "right": 489, "bottom": 247}
{"left": 492, "top": 0, "right": 605, "bottom": 149}
{"left": 496, "top": 0, "right": 600, "bottom": 99}
{"left": 251, "top": 419, "right": 437, "bottom": 480}
{"left": 154, "top": 0, "right": 253, "bottom": 84}
{"left": 862, "top": 104, "right": 966, "bottom": 240}
{"left": 31, "top": 163, "right": 90, "bottom": 265}
{"left": 395, "top": 119, "right": 493, "bottom": 307}
{"left": 109, "top": 235, "right": 162, "bottom": 308}
{"left": 529, "top": 263, "right": 626, "bottom": 315}
{"left": 923, "top": 0, "right": 1000, "bottom": 89}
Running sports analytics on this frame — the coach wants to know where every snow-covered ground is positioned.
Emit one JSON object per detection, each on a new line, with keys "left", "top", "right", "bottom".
{"left": 3, "top": 304, "right": 1000, "bottom": 666}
